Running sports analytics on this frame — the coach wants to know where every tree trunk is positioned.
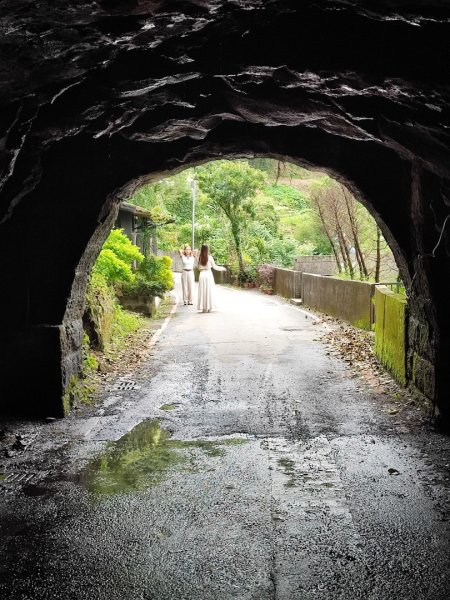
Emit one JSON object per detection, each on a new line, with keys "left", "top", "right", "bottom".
{"left": 231, "top": 222, "right": 245, "bottom": 281}
{"left": 332, "top": 202, "right": 353, "bottom": 278}
{"left": 343, "top": 190, "right": 368, "bottom": 278}
{"left": 275, "top": 160, "right": 282, "bottom": 184}
{"left": 316, "top": 203, "right": 342, "bottom": 273}
{"left": 375, "top": 226, "right": 381, "bottom": 283}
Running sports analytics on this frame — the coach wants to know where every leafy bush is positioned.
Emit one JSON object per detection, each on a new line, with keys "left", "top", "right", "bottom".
{"left": 137, "top": 255, "right": 174, "bottom": 293}
{"left": 103, "top": 228, "right": 144, "bottom": 265}
{"left": 93, "top": 229, "right": 144, "bottom": 284}
{"left": 257, "top": 263, "right": 275, "bottom": 289}
{"left": 267, "top": 237, "right": 299, "bottom": 268}
{"left": 121, "top": 275, "right": 167, "bottom": 299}
{"left": 93, "top": 248, "right": 136, "bottom": 283}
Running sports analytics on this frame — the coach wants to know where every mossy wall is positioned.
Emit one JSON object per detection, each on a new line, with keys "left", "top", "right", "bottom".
{"left": 374, "top": 286, "right": 407, "bottom": 385}
{"left": 84, "top": 273, "right": 117, "bottom": 351}
{"left": 301, "top": 274, "right": 374, "bottom": 330}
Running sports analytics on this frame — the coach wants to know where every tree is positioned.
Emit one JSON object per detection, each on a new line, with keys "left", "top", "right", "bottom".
{"left": 196, "top": 160, "right": 266, "bottom": 282}
{"left": 310, "top": 178, "right": 398, "bottom": 281}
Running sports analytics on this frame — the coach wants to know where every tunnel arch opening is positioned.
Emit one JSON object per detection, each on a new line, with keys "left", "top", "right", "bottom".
{"left": 0, "top": 141, "right": 445, "bottom": 423}
{"left": 0, "top": 1, "right": 449, "bottom": 427}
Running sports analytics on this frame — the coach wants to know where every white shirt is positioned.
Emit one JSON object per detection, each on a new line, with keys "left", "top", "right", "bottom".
{"left": 197, "top": 255, "right": 226, "bottom": 271}
{"left": 181, "top": 255, "right": 195, "bottom": 270}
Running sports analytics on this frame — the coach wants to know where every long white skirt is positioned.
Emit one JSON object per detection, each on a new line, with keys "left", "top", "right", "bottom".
{"left": 197, "top": 270, "right": 217, "bottom": 311}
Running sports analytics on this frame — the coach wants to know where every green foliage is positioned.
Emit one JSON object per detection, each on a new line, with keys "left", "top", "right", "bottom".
{"left": 83, "top": 333, "right": 98, "bottom": 374}
{"left": 93, "top": 229, "right": 143, "bottom": 284}
{"left": 264, "top": 183, "right": 308, "bottom": 210}
{"left": 266, "top": 237, "right": 299, "bottom": 268}
{"left": 121, "top": 275, "right": 167, "bottom": 299}
{"left": 111, "top": 304, "right": 147, "bottom": 344}
{"left": 93, "top": 248, "right": 136, "bottom": 283}
{"left": 124, "top": 158, "right": 396, "bottom": 289}
{"left": 197, "top": 160, "right": 266, "bottom": 212}
{"left": 196, "top": 160, "right": 266, "bottom": 278}
{"left": 137, "top": 255, "right": 174, "bottom": 292}
{"left": 103, "top": 229, "right": 144, "bottom": 264}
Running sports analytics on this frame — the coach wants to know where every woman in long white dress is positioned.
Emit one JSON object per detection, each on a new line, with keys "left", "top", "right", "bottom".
{"left": 197, "top": 244, "right": 226, "bottom": 313}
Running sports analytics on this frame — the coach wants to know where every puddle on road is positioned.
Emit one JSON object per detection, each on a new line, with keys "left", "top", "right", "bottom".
{"left": 77, "top": 420, "right": 248, "bottom": 496}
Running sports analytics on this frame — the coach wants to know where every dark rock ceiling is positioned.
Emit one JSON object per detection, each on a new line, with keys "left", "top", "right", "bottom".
{"left": 0, "top": 0, "right": 449, "bottom": 192}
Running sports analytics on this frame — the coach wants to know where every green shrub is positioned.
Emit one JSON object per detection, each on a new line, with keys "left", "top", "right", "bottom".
{"left": 103, "top": 228, "right": 144, "bottom": 265}
{"left": 137, "top": 255, "right": 174, "bottom": 293}
{"left": 121, "top": 275, "right": 167, "bottom": 299}
{"left": 93, "top": 229, "right": 144, "bottom": 284}
{"left": 93, "top": 248, "right": 136, "bottom": 283}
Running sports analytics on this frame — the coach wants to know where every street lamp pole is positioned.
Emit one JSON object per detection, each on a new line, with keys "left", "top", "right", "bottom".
{"left": 189, "top": 177, "right": 196, "bottom": 250}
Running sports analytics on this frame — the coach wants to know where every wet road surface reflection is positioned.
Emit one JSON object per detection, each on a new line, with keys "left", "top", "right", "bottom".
{"left": 77, "top": 420, "right": 248, "bottom": 495}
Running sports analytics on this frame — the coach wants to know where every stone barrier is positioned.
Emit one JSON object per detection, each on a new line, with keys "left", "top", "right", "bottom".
{"left": 194, "top": 267, "right": 231, "bottom": 284}
{"left": 117, "top": 293, "right": 161, "bottom": 317}
{"left": 273, "top": 268, "right": 302, "bottom": 299}
{"left": 301, "top": 273, "right": 375, "bottom": 330}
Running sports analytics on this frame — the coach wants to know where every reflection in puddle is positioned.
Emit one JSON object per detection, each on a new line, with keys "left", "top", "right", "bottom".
{"left": 278, "top": 457, "right": 297, "bottom": 488}
{"left": 78, "top": 420, "right": 247, "bottom": 496}
{"left": 159, "top": 403, "right": 179, "bottom": 411}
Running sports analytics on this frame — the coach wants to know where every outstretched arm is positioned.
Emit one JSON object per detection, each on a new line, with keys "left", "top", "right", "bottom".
{"left": 210, "top": 256, "right": 227, "bottom": 272}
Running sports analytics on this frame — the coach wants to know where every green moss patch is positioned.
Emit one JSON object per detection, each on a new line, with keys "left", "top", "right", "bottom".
{"left": 374, "top": 286, "right": 407, "bottom": 385}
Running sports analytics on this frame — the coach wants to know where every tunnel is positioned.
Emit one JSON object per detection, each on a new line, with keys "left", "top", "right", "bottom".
{"left": 0, "top": 1, "right": 449, "bottom": 423}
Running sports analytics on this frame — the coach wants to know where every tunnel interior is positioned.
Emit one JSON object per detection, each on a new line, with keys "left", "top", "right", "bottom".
{"left": 0, "top": 1, "right": 449, "bottom": 423}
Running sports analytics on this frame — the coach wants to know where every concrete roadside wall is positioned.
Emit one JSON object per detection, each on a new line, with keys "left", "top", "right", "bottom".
{"left": 118, "top": 294, "right": 161, "bottom": 317}
{"left": 301, "top": 273, "right": 375, "bottom": 330}
{"left": 374, "top": 286, "right": 407, "bottom": 385}
{"left": 273, "top": 268, "right": 302, "bottom": 299}
{"left": 194, "top": 267, "right": 231, "bottom": 284}
{"left": 294, "top": 255, "right": 336, "bottom": 276}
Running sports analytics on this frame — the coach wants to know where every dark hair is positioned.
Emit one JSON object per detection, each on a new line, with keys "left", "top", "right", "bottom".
{"left": 198, "top": 244, "right": 209, "bottom": 266}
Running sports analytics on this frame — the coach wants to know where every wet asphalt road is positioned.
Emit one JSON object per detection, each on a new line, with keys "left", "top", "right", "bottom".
{"left": 1, "top": 276, "right": 450, "bottom": 599}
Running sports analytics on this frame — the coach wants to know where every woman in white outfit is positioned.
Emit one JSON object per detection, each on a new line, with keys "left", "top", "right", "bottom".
{"left": 179, "top": 244, "right": 195, "bottom": 305}
{"left": 197, "top": 244, "right": 226, "bottom": 313}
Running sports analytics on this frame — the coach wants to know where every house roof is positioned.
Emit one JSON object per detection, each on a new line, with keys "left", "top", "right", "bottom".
{"left": 119, "top": 201, "right": 176, "bottom": 227}
{"left": 119, "top": 201, "right": 153, "bottom": 218}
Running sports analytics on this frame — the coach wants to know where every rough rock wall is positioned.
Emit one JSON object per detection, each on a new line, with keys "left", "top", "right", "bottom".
{"left": 0, "top": 1, "right": 449, "bottom": 419}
